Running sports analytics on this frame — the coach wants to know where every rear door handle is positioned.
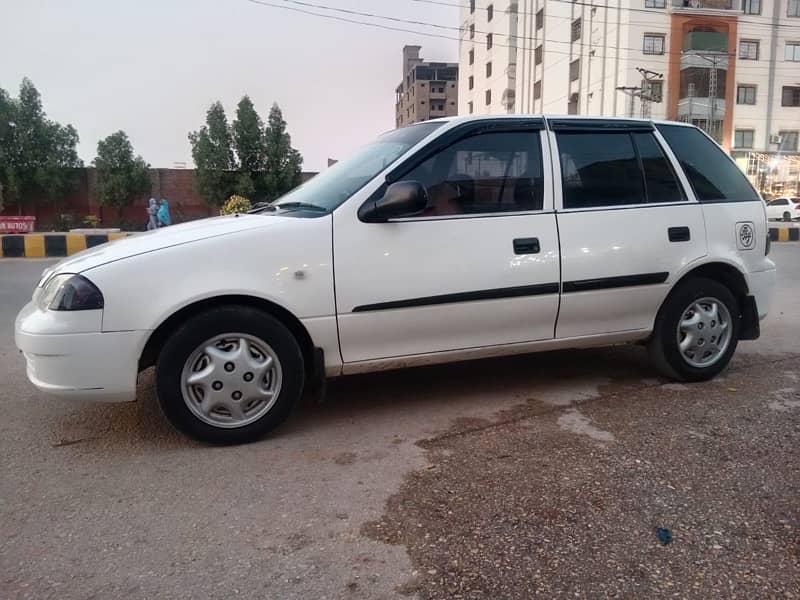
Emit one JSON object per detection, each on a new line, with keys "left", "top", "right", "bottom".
{"left": 513, "top": 237, "right": 540, "bottom": 254}
{"left": 668, "top": 227, "right": 691, "bottom": 242}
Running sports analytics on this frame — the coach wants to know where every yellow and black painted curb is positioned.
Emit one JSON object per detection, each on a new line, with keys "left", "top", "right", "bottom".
{"left": 0, "top": 232, "right": 129, "bottom": 258}
{"left": 769, "top": 227, "right": 800, "bottom": 242}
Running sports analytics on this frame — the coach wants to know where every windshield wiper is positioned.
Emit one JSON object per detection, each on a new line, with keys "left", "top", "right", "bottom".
{"left": 248, "top": 202, "right": 276, "bottom": 213}
{"left": 275, "top": 202, "right": 328, "bottom": 212}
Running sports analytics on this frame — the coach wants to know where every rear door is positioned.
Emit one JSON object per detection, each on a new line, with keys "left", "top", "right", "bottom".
{"left": 549, "top": 120, "right": 708, "bottom": 338}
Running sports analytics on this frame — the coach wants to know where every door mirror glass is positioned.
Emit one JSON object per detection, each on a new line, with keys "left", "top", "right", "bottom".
{"left": 359, "top": 181, "right": 428, "bottom": 222}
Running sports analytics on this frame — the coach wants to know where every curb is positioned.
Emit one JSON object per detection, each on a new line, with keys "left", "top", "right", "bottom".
{"left": 0, "top": 232, "right": 129, "bottom": 258}
{"left": 769, "top": 227, "right": 800, "bottom": 242}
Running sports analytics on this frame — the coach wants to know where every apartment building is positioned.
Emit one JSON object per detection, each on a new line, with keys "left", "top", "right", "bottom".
{"left": 458, "top": 1, "right": 800, "bottom": 194}
{"left": 396, "top": 46, "right": 459, "bottom": 127}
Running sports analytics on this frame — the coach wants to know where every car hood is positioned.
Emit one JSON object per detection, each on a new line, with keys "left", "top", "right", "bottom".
{"left": 46, "top": 214, "right": 280, "bottom": 277}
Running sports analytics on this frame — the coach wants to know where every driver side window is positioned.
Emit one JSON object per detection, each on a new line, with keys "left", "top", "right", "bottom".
{"left": 402, "top": 131, "right": 544, "bottom": 217}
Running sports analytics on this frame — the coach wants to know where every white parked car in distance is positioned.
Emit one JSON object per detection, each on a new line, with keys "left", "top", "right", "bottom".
{"left": 16, "top": 116, "right": 776, "bottom": 444}
{"left": 765, "top": 197, "right": 800, "bottom": 221}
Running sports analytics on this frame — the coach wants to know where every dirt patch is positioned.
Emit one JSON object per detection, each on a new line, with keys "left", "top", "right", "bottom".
{"left": 363, "top": 357, "right": 800, "bottom": 598}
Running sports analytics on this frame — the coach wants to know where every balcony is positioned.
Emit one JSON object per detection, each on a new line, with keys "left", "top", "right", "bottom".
{"left": 683, "top": 31, "right": 728, "bottom": 52}
{"left": 671, "top": 0, "right": 742, "bottom": 15}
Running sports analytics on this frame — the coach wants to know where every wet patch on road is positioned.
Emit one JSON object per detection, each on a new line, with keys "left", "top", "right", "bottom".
{"left": 363, "top": 356, "right": 800, "bottom": 598}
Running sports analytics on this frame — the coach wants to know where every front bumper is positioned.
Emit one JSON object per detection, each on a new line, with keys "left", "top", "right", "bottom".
{"left": 15, "top": 301, "right": 144, "bottom": 402}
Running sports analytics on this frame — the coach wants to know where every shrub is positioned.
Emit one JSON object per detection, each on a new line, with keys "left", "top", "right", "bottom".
{"left": 220, "top": 194, "right": 252, "bottom": 215}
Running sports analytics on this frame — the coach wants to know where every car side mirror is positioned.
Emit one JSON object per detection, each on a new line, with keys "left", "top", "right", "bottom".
{"left": 358, "top": 181, "right": 428, "bottom": 223}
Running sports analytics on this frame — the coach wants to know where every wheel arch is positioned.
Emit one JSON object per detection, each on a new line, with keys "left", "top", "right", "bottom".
{"left": 138, "top": 295, "right": 316, "bottom": 376}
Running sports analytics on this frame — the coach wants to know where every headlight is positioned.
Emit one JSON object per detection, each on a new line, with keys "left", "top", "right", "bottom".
{"left": 38, "top": 274, "right": 104, "bottom": 311}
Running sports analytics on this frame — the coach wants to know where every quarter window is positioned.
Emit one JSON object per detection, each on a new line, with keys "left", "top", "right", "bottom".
{"left": 656, "top": 124, "right": 759, "bottom": 202}
{"left": 557, "top": 131, "right": 683, "bottom": 209}
{"left": 402, "top": 131, "right": 545, "bottom": 216}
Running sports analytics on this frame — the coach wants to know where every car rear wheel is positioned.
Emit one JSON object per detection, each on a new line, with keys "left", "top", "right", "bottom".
{"left": 156, "top": 306, "right": 304, "bottom": 444}
{"left": 648, "top": 277, "right": 739, "bottom": 382}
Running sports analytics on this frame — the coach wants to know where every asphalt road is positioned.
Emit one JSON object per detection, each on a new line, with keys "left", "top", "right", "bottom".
{"left": 1, "top": 246, "right": 798, "bottom": 599}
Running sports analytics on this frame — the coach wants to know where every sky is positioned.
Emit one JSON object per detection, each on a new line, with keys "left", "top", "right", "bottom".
{"left": 0, "top": 0, "right": 458, "bottom": 171}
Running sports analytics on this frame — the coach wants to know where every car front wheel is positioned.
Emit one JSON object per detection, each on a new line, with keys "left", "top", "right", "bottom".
{"left": 648, "top": 277, "right": 739, "bottom": 382}
{"left": 155, "top": 305, "right": 304, "bottom": 444}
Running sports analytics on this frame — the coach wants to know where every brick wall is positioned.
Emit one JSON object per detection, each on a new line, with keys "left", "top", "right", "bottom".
{"left": 1, "top": 168, "right": 317, "bottom": 231}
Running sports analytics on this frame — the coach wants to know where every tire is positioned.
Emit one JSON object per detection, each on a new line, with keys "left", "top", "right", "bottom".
{"left": 155, "top": 305, "right": 305, "bottom": 444}
{"left": 648, "top": 277, "right": 739, "bottom": 382}
{"left": 784, "top": 212, "right": 791, "bottom": 222}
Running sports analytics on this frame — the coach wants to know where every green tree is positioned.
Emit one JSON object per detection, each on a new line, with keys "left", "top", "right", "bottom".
{"left": 232, "top": 95, "right": 266, "bottom": 177}
{"left": 263, "top": 103, "right": 303, "bottom": 201}
{"left": 189, "top": 101, "right": 236, "bottom": 206}
{"left": 93, "top": 131, "right": 151, "bottom": 209}
{"left": 0, "top": 78, "right": 83, "bottom": 214}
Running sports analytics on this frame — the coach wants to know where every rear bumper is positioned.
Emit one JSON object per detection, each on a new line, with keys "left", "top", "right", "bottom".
{"left": 748, "top": 268, "right": 776, "bottom": 321}
{"left": 15, "top": 303, "right": 144, "bottom": 402}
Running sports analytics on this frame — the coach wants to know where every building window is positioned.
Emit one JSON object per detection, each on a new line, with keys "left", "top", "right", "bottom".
{"left": 789, "top": 0, "right": 800, "bottom": 16}
{"left": 786, "top": 42, "right": 800, "bottom": 61}
{"left": 468, "top": 101, "right": 474, "bottom": 114}
{"left": 646, "top": 81, "right": 663, "bottom": 102}
{"left": 739, "top": 40, "right": 759, "bottom": 60}
{"left": 535, "top": 45, "right": 543, "bottom": 65}
{"left": 569, "top": 59, "right": 580, "bottom": 82}
{"left": 468, "top": 75, "right": 474, "bottom": 90}
{"left": 469, "top": 23, "right": 475, "bottom": 39}
{"left": 469, "top": 49, "right": 474, "bottom": 65}
{"left": 645, "top": 0, "right": 666, "bottom": 6}
{"left": 487, "top": 4, "right": 494, "bottom": 21}
{"left": 487, "top": 33, "right": 493, "bottom": 50}
{"left": 534, "top": 80, "right": 542, "bottom": 99}
{"left": 643, "top": 34, "right": 665, "bottom": 55}
{"left": 778, "top": 130, "right": 799, "bottom": 150}
{"left": 470, "top": 0, "right": 475, "bottom": 13}
{"left": 486, "top": 89, "right": 492, "bottom": 105}
{"left": 571, "top": 18, "right": 582, "bottom": 42}
{"left": 742, "top": 0, "right": 761, "bottom": 14}
{"left": 734, "top": 130, "right": 754, "bottom": 148}
{"left": 486, "top": 61, "right": 493, "bottom": 77}
{"left": 536, "top": 9, "right": 544, "bottom": 30}
{"left": 737, "top": 85, "right": 756, "bottom": 105}
{"left": 567, "top": 94, "right": 579, "bottom": 114}
{"left": 782, "top": 86, "right": 800, "bottom": 106}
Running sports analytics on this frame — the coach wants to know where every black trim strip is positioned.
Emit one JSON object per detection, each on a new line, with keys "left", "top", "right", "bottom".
{"left": 562, "top": 272, "right": 668, "bottom": 293}
{"left": 352, "top": 282, "right": 560, "bottom": 312}
{"left": 548, "top": 118, "right": 654, "bottom": 132}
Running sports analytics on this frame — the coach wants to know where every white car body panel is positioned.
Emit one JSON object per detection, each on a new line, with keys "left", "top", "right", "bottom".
{"left": 14, "top": 115, "right": 776, "bottom": 406}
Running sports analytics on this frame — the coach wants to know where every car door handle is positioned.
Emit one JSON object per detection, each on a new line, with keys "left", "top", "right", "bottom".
{"left": 668, "top": 227, "right": 691, "bottom": 242}
{"left": 513, "top": 238, "right": 540, "bottom": 254}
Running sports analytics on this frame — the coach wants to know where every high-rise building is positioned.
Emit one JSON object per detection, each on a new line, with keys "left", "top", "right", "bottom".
{"left": 457, "top": 1, "right": 800, "bottom": 176}
{"left": 396, "top": 45, "right": 459, "bottom": 127}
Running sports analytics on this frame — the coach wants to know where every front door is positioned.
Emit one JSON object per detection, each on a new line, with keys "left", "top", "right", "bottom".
{"left": 548, "top": 121, "right": 708, "bottom": 338}
{"left": 333, "top": 125, "right": 560, "bottom": 363}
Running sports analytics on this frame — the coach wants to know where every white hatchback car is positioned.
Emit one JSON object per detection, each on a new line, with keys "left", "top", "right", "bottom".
{"left": 765, "top": 197, "right": 800, "bottom": 221}
{"left": 16, "top": 116, "right": 776, "bottom": 443}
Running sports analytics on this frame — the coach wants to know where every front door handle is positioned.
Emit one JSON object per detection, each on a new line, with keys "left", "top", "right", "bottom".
{"left": 668, "top": 227, "right": 691, "bottom": 242}
{"left": 513, "top": 237, "right": 540, "bottom": 254}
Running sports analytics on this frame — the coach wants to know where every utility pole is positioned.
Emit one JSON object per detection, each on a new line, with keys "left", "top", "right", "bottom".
{"left": 616, "top": 86, "right": 640, "bottom": 117}
{"left": 636, "top": 68, "right": 663, "bottom": 119}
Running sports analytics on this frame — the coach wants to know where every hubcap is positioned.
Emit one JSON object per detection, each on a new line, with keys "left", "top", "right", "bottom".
{"left": 180, "top": 334, "right": 282, "bottom": 428}
{"left": 676, "top": 297, "right": 732, "bottom": 369}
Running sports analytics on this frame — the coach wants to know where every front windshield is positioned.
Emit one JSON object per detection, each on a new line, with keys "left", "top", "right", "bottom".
{"left": 272, "top": 121, "right": 444, "bottom": 212}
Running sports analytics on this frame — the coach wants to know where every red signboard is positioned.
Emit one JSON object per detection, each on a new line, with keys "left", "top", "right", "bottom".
{"left": 0, "top": 217, "right": 36, "bottom": 234}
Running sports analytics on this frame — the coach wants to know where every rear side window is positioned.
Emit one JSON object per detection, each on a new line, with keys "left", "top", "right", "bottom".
{"left": 556, "top": 131, "right": 684, "bottom": 208}
{"left": 656, "top": 124, "right": 759, "bottom": 202}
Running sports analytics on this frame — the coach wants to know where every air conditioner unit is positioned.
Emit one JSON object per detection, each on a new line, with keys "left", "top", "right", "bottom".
{"left": 769, "top": 134, "right": 783, "bottom": 144}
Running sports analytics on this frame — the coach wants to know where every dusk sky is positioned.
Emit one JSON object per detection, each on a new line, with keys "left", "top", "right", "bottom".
{"left": 0, "top": 0, "right": 459, "bottom": 171}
